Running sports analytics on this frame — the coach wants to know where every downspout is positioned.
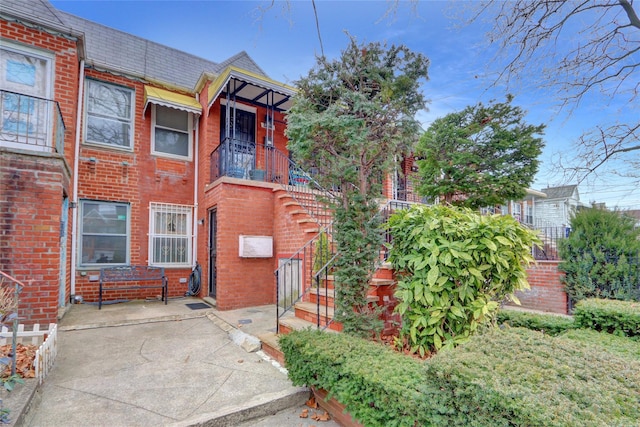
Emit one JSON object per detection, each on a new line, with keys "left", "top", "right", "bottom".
{"left": 192, "top": 114, "right": 200, "bottom": 268}
{"left": 70, "top": 60, "right": 85, "bottom": 299}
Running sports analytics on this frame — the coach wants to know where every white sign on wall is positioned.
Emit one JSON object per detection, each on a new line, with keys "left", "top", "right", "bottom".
{"left": 239, "top": 235, "right": 273, "bottom": 258}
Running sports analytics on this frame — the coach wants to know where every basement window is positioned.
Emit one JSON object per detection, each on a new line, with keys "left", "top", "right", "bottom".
{"left": 79, "top": 200, "right": 130, "bottom": 267}
{"left": 149, "top": 203, "right": 193, "bottom": 267}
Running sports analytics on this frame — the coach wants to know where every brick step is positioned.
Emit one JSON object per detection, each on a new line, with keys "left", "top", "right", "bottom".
{"left": 258, "top": 331, "right": 285, "bottom": 366}
{"left": 309, "top": 287, "right": 336, "bottom": 307}
{"left": 294, "top": 302, "right": 342, "bottom": 331}
{"left": 260, "top": 316, "right": 340, "bottom": 365}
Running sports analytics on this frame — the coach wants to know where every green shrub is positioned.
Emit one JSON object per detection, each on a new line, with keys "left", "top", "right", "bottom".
{"left": 280, "top": 329, "right": 428, "bottom": 427}
{"left": 560, "top": 328, "right": 640, "bottom": 359}
{"left": 573, "top": 298, "right": 640, "bottom": 338}
{"left": 558, "top": 208, "right": 640, "bottom": 302}
{"left": 425, "top": 327, "right": 640, "bottom": 426}
{"left": 387, "top": 204, "right": 539, "bottom": 354}
{"left": 496, "top": 308, "right": 575, "bottom": 335}
{"left": 280, "top": 328, "right": 640, "bottom": 427}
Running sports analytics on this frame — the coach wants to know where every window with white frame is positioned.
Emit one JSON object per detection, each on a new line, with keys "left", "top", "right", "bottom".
{"left": 513, "top": 202, "right": 522, "bottom": 221}
{"left": 152, "top": 105, "right": 192, "bottom": 159}
{"left": 1, "top": 43, "right": 52, "bottom": 147}
{"left": 79, "top": 201, "right": 129, "bottom": 266}
{"left": 85, "top": 79, "right": 133, "bottom": 148}
{"left": 525, "top": 204, "right": 534, "bottom": 225}
{"left": 149, "top": 203, "right": 192, "bottom": 266}
{"left": 501, "top": 205, "right": 509, "bottom": 215}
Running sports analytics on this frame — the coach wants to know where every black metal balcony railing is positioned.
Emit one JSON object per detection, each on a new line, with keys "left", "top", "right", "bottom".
{"left": 0, "top": 90, "right": 65, "bottom": 154}
{"left": 210, "top": 138, "right": 338, "bottom": 228}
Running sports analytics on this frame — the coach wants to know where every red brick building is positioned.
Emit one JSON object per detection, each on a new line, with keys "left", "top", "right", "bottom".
{"left": 1, "top": 1, "right": 567, "bottom": 327}
{"left": 1, "top": 1, "right": 310, "bottom": 324}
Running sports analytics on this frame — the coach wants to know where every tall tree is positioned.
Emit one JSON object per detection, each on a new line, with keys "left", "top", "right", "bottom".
{"left": 286, "top": 37, "right": 429, "bottom": 336}
{"left": 416, "top": 96, "right": 545, "bottom": 209}
{"left": 469, "top": 1, "right": 640, "bottom": 184}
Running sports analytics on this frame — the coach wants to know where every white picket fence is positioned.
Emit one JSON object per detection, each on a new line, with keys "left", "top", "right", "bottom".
{"left": 0, "top": 323, "right": 57, "bottom": 385}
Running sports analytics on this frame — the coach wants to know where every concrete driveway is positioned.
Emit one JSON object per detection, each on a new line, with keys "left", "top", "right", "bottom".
{"left": 20, "top": 299, "right": 335, "bottom": 427}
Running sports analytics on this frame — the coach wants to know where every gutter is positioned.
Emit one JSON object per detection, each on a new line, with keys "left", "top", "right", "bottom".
{"left": 192, "top": 113, "right": 200, "bottom": 270}
{"left": 70, "top": 60, "right": 85, "bottom": 299}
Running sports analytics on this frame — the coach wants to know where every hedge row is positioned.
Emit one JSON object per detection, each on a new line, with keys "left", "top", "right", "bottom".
{"left": 279, "top": 330, "right": 426, "bottom": 427}
{"left": 496, "top": 309, "right": 575, "bottom": 335}
{"left": 573, "top": 298, "right": 640, "bottom": 338}
{"left": 280, "top": 328, "right": 640, "bottom": 426}
{"left": 560, "top": 329, "right": 640, "bottom": 359}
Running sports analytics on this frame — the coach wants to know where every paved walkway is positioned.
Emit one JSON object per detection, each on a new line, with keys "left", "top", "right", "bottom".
{"left": 20, "top": 298, "right": 339, "bottom": 427}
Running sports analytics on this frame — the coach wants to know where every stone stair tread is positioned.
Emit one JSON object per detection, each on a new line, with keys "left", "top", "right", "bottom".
{"left": 279, "top": 316, "right": 340, "bottom": 334}
{"left": 257, "top": 331, "right": 280, "bottom": 349}
{"left": 309, "top": 287, "right": 335, "bottom": 298}
{"left": 295, "top": 301, "right": 335, "bottom": 317}
{"left": 370, "top": 278, "right": 395, "bottom": 286}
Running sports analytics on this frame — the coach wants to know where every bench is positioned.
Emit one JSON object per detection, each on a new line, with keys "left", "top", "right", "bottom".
{"left": 99, "top": 265, "right": 168, "bottom": 309}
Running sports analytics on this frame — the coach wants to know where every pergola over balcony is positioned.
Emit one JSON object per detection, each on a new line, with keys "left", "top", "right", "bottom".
{"left": 206, "top": 66, "right": 297, "bottom": 184}
{"left": 206, "top": 66, "right": 296, "bottom": 114}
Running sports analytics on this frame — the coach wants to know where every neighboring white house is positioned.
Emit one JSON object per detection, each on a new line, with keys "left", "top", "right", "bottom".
{"left": 535, "top": 185, "right": 585, "bottom": 228}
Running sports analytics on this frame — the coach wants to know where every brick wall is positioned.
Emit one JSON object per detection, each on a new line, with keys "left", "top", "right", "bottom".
{"left": 1, "top": 20, "right": 80, "bottom": 324}
{"left": 0, "top": 153, "right": 71, "bottom": 325}
{"left": 202, "top": 182, "right": 276, "bottom": 309}
{"left": 508, "top": 261, "right": 568, "bottom": 314}
{"left": 73, "top": 70, "right": 197, "bottom": 300}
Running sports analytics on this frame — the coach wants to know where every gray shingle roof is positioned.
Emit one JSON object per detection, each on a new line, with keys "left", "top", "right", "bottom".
{"left": 1, "top": 0, "right": 66, "bottom": 27}
{"left": 3, "top": 0, "right": 270, "bottom": 92}
{"left": 541, "top": 185, "right": 578, "bottom": 200}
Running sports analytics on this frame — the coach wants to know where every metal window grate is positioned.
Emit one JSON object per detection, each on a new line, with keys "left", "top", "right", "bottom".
{"left": 149, "top": 203, "right": 193, "bottom": 266}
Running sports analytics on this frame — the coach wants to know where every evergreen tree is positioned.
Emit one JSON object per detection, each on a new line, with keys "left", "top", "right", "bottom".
{"left": 286, "top": 37, "right": 429, "bottom": 336}
{"left": 416, "top": 96, "right": 545, "bottom": 209}
{"left": 559, "top": 208, "right": 640, "bottom": 302}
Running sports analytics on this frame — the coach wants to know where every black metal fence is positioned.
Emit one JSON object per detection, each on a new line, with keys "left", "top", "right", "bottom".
{"left": 531, "top": 226, "right": 571, "bottom": 261}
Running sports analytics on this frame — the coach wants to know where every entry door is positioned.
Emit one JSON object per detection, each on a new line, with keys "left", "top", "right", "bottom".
{"left": 208, "top": 209, "right": 217, "bottom": 298}
{"left": 220, "top": 108, "right": 256, "bottom": 176}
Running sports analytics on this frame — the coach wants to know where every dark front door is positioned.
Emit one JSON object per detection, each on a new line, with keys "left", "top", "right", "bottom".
{"left": 220, "top": 107, "right": 256, "bottom": 177}
{"left": 208, "top": 209, "right": 217, "bottom": 298}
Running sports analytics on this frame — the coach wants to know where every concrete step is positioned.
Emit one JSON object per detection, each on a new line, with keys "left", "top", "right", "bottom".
{"left": 294, "top": 302, "right": 341, "bottom": 331}
{"left": 370, "top": 278, "right": 395, "bottom": 286}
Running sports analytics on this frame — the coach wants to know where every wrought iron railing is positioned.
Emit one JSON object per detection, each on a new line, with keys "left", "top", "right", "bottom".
{"left": 274, "top": 199, "right": 419, "bottom": 332}
{"left": 530, "top": 225, "right": 571, "bottom": 260}
{"left": 0, "top": 90, "right": 66, "bottom": 154}
{"left": 380, "top": 200, "right": 418, "bottom": 261}
{"left": 275, "top": 224, "right": 335, "bottom": 332}
{"left": 210, "top": 138, "right": 338, "bottom": 228}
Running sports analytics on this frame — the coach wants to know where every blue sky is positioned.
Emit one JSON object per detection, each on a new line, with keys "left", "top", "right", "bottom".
{"left": 50, "top": 0, "right": 640, "bottom": 209}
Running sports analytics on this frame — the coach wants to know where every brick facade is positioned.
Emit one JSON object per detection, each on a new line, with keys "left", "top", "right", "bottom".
{"left": 1, "top": 19, "right": 79, "bottom": 324}
{"left": 510, "top": 261, "right": 568, "bottom": 314}
{"left": 2, "top": 2, "right": 570, "bottom": 328}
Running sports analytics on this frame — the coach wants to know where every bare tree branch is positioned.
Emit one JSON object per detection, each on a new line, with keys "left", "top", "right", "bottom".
{"left": 469, "top": 0, "right": 640, "bottom": 183}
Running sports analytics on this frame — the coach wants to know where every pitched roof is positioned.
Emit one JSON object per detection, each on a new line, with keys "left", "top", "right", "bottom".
{"left": 1, "top": 0, "right": 66, "bottom": 27}
{"left": 541, "top": 185, "right": 579, "bottom": 200}
{"left": 2, "top": 0, "right": 271, "bottom": 92}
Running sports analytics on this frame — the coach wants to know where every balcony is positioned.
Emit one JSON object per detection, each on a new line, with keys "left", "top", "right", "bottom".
{"left": 0, "top": 90, "right": 65, "bottom": 154}
{"left": 210, "top": 138, "right": 312, "bottom": 186}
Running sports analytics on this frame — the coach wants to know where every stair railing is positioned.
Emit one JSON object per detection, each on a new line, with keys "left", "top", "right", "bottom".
{"left": 275, "top": 221, "right": 335, "bottom": 332}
